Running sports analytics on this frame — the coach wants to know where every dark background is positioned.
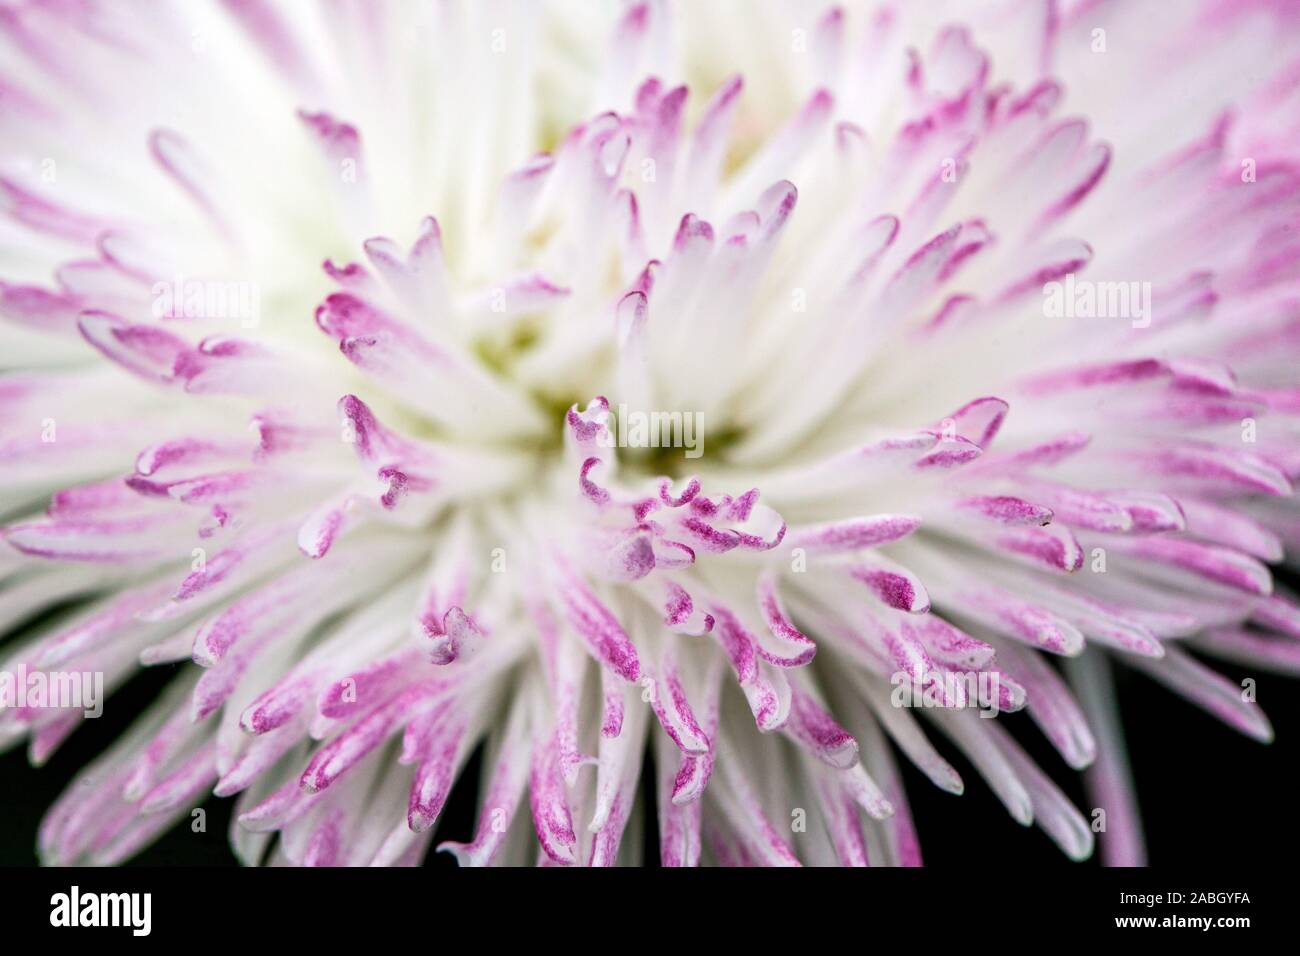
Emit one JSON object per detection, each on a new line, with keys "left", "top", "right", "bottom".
{"left": 2, "top": 622, "right": 1295, "bottom": 868}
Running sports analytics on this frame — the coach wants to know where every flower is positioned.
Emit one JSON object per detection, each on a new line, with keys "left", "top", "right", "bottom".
{"left": 1, "top": 0, "right": 1298, "bottom": 868}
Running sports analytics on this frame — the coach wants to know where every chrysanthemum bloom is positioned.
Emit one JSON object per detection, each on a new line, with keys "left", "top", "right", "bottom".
{"left": 2, "top": 0, "right": 1298, "bottom": 867}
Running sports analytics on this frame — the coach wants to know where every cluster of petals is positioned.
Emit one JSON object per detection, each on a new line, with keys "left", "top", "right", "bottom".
{"left": 0, "top": 0, "right": 1298, "bottom": 867}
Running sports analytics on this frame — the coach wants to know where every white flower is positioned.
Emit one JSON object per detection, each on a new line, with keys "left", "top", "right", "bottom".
{"left": 1, "top": 0, "right": 1298, "bottom": 866}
